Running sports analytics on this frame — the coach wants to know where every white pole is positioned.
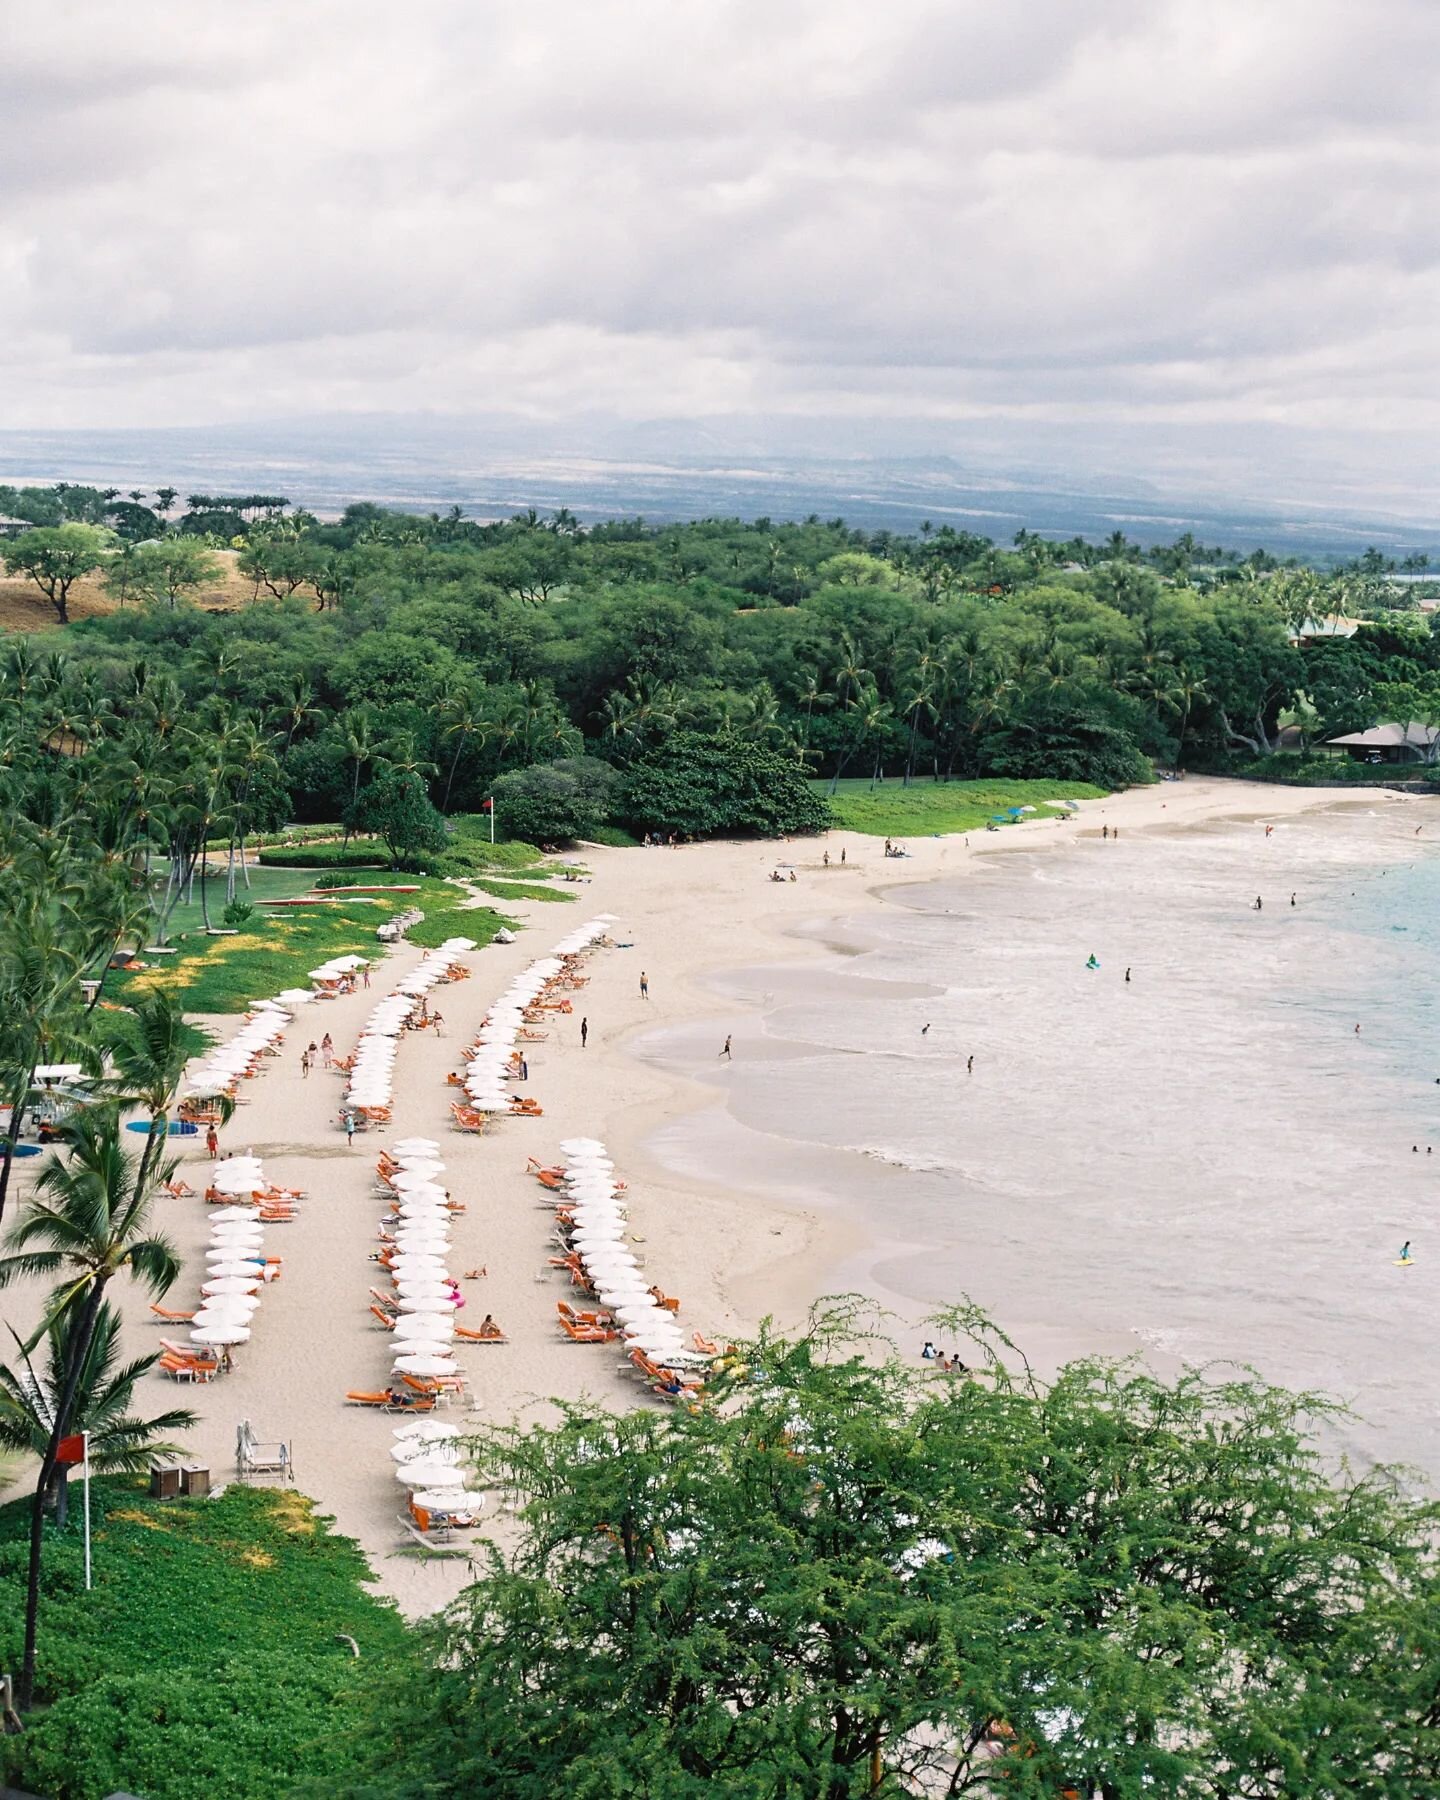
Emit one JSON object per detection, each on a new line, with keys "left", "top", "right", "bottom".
{"left": 82, "top": 1432, "right": 92, "bottom": 1592}
{"left": 489, "top": 800, "right": 495, "bottom": 846}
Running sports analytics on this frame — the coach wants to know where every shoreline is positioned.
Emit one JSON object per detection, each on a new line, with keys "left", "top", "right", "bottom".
{"left": 607, "top": 775, "right": 1435, "bottom": 1376}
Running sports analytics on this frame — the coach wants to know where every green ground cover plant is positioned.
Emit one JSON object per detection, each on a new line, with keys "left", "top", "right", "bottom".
{"left": 819, "top": 777, "right": 1106, "bottom": 836}
{"left": 0, "top": 1482, "right": 400, "bottom": 1800}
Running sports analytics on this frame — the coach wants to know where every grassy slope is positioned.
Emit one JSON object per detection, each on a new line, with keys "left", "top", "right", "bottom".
{"left": 0, "top": 1482, "right": 401, "bottom": 1800}
{"left": 114, "top": 872, "right": 510, "bottom": 1014}
{"left": 816, "top": 777, "right": 1105, "bottom": 836}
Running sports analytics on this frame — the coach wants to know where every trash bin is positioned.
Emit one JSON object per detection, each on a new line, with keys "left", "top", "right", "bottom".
{"left": 180, "top": 1464, "right": 210, "bottom": 1498}
{"left": 149, "top": 1464, "right": 182, "bottom": 1500}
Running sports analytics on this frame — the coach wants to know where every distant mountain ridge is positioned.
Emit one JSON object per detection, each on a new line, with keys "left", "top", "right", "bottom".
{"left": 0, "top": 417, "right": 1433, "bottom": 559}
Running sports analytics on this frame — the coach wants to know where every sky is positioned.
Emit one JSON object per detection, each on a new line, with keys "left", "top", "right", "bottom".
{"left": 4, "top": 1, "right": 1439, "bottom": 509}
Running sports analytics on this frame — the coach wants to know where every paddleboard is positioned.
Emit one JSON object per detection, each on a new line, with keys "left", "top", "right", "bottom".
{"left": 1394, "top": 1257, "right": 1417, "bottom": 1267}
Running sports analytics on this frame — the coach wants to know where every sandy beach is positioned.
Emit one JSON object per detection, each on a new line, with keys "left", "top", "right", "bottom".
{"left": 12, "top": 774, "right": 1422, "bottom": 1616}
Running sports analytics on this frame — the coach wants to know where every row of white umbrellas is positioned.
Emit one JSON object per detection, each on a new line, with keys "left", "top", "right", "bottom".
{"left": 346, "top": 941, "right": 477, "bottom": 1112}
{"left": 459, "top": 918, "right": 615, "bottom": 1113}
{"left": 374, "top": 1145, "right": 486, "bottom": 1513}
{"left": 185, "top": 1004, "right": 293, "bottom": 1099}
{"left": 378, "top": 1139, "right": 463, "bottom": 1381}
{"left": 190, "top": 1157, "right": 275, "bottom": 1352}
{"left": 556, "top": 1138, "right": 700, "bottom": 1374}
{"left": 391, "top": 1417, "right": 483, "bottom": 1509}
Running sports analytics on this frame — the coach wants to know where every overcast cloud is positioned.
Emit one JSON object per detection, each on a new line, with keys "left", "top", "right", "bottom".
{"left": 4, "top": 0, "right": 1439, "bottom": 498}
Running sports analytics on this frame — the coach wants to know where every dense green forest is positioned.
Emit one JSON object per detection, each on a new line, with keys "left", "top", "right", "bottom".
{"left": 4, "top": 484, "right": 1440, "bottom": 854}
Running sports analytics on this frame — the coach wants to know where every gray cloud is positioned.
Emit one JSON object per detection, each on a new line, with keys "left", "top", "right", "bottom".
{"left": 3, "top": 0, "right": 1439, "bottom": 507}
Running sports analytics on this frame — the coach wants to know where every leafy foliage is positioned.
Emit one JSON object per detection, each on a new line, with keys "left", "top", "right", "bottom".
{"left": 0, "top": 1483, "right": 401, "bottom": 1798}
{"left": 342, "top": 1307, "right": 1440, "bottom": 1800}
{"left": 491, "top": 758, "right": 614, "bottom": 844}
{"left": 617, "top": 730, "right": 834, "bottom": 838}
{"left": 350, "top": 770, "right": 448, "bottom": 868}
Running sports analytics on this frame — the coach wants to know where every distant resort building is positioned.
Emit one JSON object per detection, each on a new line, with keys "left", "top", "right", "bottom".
{"left": 1289, "top": 614, "right": 1363, "bottom": 645}
{"left": 0, "top": 514, "right": 36, "bottom": 539}
{"left": 1323, "top": 722, "right": 1440, "bottom": 765}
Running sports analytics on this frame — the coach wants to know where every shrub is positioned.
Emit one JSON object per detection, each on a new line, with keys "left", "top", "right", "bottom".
{"left": 258, "top": 843, "right": 387, "bottom": 869}
{"left": 616, "top": 731, "right": 833, "bottom": 839}
{"left": 491, "top": 760, "right": 614, "bottom": 845}
{"left": 350, "top": 771, "right": 447, "bottom": 869}
{"left": 221, "top": 899, "right": 255, "bottom": 926}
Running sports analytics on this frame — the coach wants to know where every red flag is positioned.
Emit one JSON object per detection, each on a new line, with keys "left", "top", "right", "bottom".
{"left": 481, "top": 798, "right": 493, "bottom": 812}
{"left": 56, "top": 1434, "right": 85, "bottom": 1466}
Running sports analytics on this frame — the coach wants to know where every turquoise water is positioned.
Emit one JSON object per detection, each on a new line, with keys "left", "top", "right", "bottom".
{"left": 651, "top": 804, "right": 1440, "bottom": 1484}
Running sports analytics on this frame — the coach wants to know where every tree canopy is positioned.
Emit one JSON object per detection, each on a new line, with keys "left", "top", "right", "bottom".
{"left": 339, "top": 1305, "right": 1440, "bottom": 1799}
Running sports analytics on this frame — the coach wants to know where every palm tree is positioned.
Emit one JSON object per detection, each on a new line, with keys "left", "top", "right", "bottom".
{"left": 0, "top": 1302, "right": 195, "bottom": 1527}
{"left": 104, "top": 991, "right": 225, "bottom": 1194}
{"left": 279, "top": 675, "right": 319, "bottom": 751}
{"left": 337, "top": 709, "right": 378, "bottom": 846}
{"left": 0, "top": 1113, "right": 181, "bottom": 1708}
{"left": 435, "top": 687, "right": 491, "bottom": 815}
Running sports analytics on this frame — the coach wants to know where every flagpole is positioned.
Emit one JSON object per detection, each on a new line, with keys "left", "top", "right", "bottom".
{"left": 489, "top": 799, "right": 494, "bottom": 846}
{"left": 82, "top": 1432, "right": 92, "bottom": 1592}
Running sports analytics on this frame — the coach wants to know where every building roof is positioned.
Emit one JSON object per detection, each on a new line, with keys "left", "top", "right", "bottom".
{"left": 1325, "top": 721, "right": 1440, "bottom": 750}
{"left": 1291, "top": 614, "right": 1363, "bottom": 641}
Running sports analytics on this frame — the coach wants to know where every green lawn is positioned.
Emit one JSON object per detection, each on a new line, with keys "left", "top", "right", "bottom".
{"left": 148, "top": 863, "right": 319, "bottom": 939}
{"left": 112, "top": 872, "right": 511, "bottom": 1015}
{"left": 816, "top": 778, "right": 1106, "bottom": 837}
{"left": 0, "top": 1481, "right": 401, "bottom": 1799}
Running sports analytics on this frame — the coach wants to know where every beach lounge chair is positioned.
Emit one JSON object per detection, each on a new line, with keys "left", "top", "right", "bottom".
{"left": 455, "top": 1325, "right": 508, "bottom": 1343}
{"left": 510, "top": 1097, "right": 543, "bottom": 1117}
{"left": 162, "top": 1177, "right": 195, "bottom": 1198}
{"left": 559, "top": 1317, "right": 613, "bottom": 1344}
{"left": 150, "top": 1304, "right": 196, "bottom": 1323}
{"left": 346, "top": 1389, "right": 436, "bottom": 1412}
{"left": 236, "top": 1420, "right": 293, "bottom": 1485}
{"left": 370, "top": 1305, "right": 397, "bottom": 1329}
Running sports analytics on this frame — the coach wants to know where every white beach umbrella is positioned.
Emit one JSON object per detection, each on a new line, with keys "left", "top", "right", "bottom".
{"left": 207, "top": 1205, "right": 261, "bottom": 1222}
{"left": 392, "top": 1420, "right": 461, "bottom": 1442}
{"left": 276, "top": 988, "right": 315, "bottom": 1005}
{"left": 201, "top": 1277, "right": 262, "bottom": 1296}
{"left": 389, "top": 1437, "right": 463, "bottom": 1464}
{"left": 411, "top": 1489, "right": 483, "bottom": 1510}
{"left": 394, "top": 1460, "right": 467, "bottom": 1487}
{"left": 392, "top": 1312, "right": 455, "bottom": 1336}
{"left": 205, "top": 1260, "right": 268, "bottom": 1279}
{"left": 192, "top": 1305, "right": 259, "bottom": 1328}
{"left": 392, "top": 1355, "right": 458, "bottom": 1377}
{"left": 189, "top": 1326, "right": 250, "bottom": 1347}
{"left": 391, "top": 1337, "right": 455, "bottom": 1357}
{"left": 395, "top": 1294, "right": 457, "bottom": 1313}
{"left": 392, "top": 1139, "right": 440, "bottom": 1154}
{"left": 559, "top": 1137, "right": 605, "bottom": 1154}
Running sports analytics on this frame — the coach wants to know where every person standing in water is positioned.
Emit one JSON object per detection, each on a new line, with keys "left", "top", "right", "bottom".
{"left": 1399, "top": 1241, "right": 1412, "bottom": 1262}
{"left": 966, "top": 1055, "right": 974, "bottom": 1074}
{"left": 720, "top": 1035, "right": 732, "bottom": 1059}
{"left": 1291, "top": 893, "right": 1296, "bottom": 906}
{"left": 639, "top": 970, "right": 649, "bottom": 999}
{"left": 1254, "top": 896, "right": 1263, "bottom": 910}
{"left": 1124, "top": 967, "right": 1131, "bottom": 983}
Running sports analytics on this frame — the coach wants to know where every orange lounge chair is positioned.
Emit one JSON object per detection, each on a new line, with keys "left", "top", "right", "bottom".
{"left": 150, "top": 1304, "right": 196, "bottom": 1323}
{"left": 510, "top": 1097, "right": 543, "bottom": 1117}
{"left": 455, "top": 1326, "right": 507, "bottom": 1343}
{"left": 162, "top": 1177, "right": 195, "bottom": 1198}
{"left": 370, "top": 1305, "right": 397, "bottom": 1329}
{"left": 346, "top": 1389, "right": 436, "bottom": 1413}
{"left": 559, "top": 1317, "right": 614, "bottom": 1344}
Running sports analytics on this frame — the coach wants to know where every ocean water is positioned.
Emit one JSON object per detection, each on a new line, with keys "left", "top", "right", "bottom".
{"left": 647, "top": 805, "right": 1440, "bottom": 1483}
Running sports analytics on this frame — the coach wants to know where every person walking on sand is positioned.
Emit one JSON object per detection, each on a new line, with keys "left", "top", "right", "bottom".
{"left": 720, "top": 1035, "right": 732, "bottom": 1059}
{"left": 344, "top": 1113, "right": 356, "bottom": 1147}
{"left": 519, "top": 1056, "right": 528, "bottom": 1082}
{"left": 1102, "top": 824, "right": 1108, "bottom": 840}
{"left": 205, "top": 1125, "right": 219, "bottom": 1158}
{"left": 321, "top": 1032, "right": 334, "bottom": 1068}
{"left": 580, "top": 1017, "right": 588, "bottom": 1049}
{"left": 840, "top": 846, "right": 846, "bottom": 864}
{"left": 362, "top": 965, "right": 370, "bottom": 988}
{"left": 640, "top": 970, "right": 649, "bottom": 999}
{"left": 300, "top": 1049, "right": 311, "bottom": 1078}
{"left": 823, "top": 850, "right": 830, "bottom": 868}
